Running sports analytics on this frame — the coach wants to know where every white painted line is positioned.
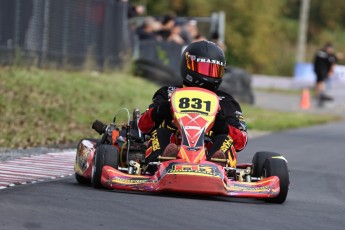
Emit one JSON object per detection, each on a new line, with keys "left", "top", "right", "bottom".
{"left": 0, "top": 151, "right": 77, "bottom": 190}
{"left": 0, "top": 170, "right": 64, "bottom": 178}
{"left": 0, "top": 178, "right": 25, "bottom": 182}
{"left": 0, "top": 165, "right": 73, "bottom": 174}
{"left": 0, "top": 182, "right": 10, "bottom": 185}
{"left": 9, "top": 158, "right": 75, "bottom": 164}
{"left": 0, "top": 168, "right": 72, "bottom": 176}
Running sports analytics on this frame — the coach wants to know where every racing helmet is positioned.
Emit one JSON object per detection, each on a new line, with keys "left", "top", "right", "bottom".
{"left": 180, "top": 40, "right": 226, "bottom": 91}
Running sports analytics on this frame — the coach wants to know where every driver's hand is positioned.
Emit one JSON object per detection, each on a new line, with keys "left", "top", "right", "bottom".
{"left": 151, "top": 100, "right": 173, "bottom": 122}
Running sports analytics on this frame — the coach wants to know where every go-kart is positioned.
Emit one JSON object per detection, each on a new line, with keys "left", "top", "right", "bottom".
{"left": 74, "top": 87, "right": 289, "bottom": 203}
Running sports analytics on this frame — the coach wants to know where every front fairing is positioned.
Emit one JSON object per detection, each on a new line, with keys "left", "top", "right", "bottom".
{"left": 170, "top": 87, "right": 220, "bottom": 163}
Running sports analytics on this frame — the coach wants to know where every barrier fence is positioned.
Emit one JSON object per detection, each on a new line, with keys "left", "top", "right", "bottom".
{"left": 0, "top": 1, "right": 224, "bottom": 72}
{"left": 0, "top": 0, "right": 130, "bottom": 70}
{"left": 294, "top": 63, "right": 345, "bottom": 86}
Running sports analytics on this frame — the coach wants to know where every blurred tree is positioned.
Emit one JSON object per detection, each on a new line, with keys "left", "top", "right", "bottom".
{"left": 142, "top": 0, "right": 187, "bottom": 16}
{"left": 224, "top": 1, "right": 287, "bottom": 73}
{"left": 309, "top": 0, "right": 345, "bottom": 31}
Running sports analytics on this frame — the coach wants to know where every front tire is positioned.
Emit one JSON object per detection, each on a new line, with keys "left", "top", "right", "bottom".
{"left": 75, "top": 138, "right": 99, "bottom": 185}
{"left": 252, "top": 151, "right": 281, "bottom": 177}
{"left": 91, "top": 144, "right": 119, "bottom": 189}
{"left": 262, "top": 157, "right": 289, "bottom": 204}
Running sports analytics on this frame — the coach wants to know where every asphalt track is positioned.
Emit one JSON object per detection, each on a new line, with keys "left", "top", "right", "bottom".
{"left": 1, "top": 121, "right": 345, "bottom": 230}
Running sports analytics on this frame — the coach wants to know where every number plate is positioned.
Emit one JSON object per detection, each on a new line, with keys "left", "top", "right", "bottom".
{"left": 171, "top": 87, "right": 219, "bottom": 116}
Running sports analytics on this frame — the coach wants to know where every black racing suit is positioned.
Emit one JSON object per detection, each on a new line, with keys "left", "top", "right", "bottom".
{"left": 314, "top": 49, "right": 336, "bottom": 83}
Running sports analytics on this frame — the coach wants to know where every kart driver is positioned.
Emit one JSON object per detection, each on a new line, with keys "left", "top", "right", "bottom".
{"left": 138, "top": 40, "right": 247, "bottom": 168}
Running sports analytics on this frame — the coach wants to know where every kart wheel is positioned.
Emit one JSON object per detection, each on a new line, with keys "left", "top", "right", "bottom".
{"left": 77, "top": 138, "right": 99, "bottom": 148}
{"left": 252, "top": 151, "right": 281, "bottom": 177}
{"left": 75, "top": 173, "right": 90, "bottom": 185}
{"left": 91, "top": 144, "right": 119, "bottom": 189}
{"left": 262, "top": 157, "right": 289, "bottom": 204}
{"left": 74, "top": 138, "right": 99, "bottom": 185}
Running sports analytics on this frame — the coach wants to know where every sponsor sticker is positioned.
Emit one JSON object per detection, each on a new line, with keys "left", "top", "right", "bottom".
{"left": 111, "top": 177, "right": 151, "bottom": 185}
{"left": 271, "top": 156, "right": 288, "bottom": 163}
{"left": 168, "top": 164, "right": 221, "bottom": 177}
{"left": 228, "top": 185, "right": 270, "bottom": 192}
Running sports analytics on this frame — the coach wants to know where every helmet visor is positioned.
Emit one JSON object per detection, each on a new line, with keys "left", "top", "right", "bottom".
{"left": 185, "top": 52, "right": 225, "bottom": 78}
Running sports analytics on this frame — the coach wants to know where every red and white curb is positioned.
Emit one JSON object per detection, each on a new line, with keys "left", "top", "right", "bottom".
{"left": 0, "top": 151, "right": 75, "bottom": 189}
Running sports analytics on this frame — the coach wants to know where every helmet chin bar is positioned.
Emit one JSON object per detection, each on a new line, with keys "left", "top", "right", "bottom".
{"left": 183, "top": 74, "right": 222, "bottom": 91}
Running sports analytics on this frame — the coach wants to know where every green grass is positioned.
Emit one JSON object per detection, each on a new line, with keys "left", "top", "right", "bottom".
{"left": 0, "top": 67, "right": 157, "bottom": 148}
{"left": 0, "top": 67, "right": 342, "bottom": 148}
{"left": 254, "top": 87, "right": 302, "bottom": 95}
{"left": 242, "top": 105, "right": 342, "bottom": 131}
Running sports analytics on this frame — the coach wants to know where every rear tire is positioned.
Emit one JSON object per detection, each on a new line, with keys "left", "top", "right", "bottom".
{"left": 262, "top": 157, "right": 289, "bottom": 204}
{"left": 252, "top": 151, "right": 281, "bottom": 177}
{"left": 91, "top": 144, "right": 119, "bottom": 189}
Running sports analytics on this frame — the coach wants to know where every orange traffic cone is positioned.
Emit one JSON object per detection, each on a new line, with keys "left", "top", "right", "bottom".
{"left": 300, "top": 88, "right": 311, "bottom": 110}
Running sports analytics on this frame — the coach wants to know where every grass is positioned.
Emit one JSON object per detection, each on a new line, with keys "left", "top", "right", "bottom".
{"left": 254, "top": 87, "right": 302, "bottom": 95}
{"left": 0, "top": 67, "right": 342, "bottom": 149}
{"left": 242, "top": 105, "right": 342, "bottom": 131}
{"left": 0, "top": 67, "right": 158, "bottom": 148}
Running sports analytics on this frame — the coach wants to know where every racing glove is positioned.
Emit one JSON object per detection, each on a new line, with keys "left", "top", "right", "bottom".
{"left": 151, "top": 100, "right": 173, "bottom": 122}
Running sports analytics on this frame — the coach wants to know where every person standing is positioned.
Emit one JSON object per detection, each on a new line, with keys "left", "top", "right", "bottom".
{"left": 313, "top": 43, "right": 336, "bottom": 106}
